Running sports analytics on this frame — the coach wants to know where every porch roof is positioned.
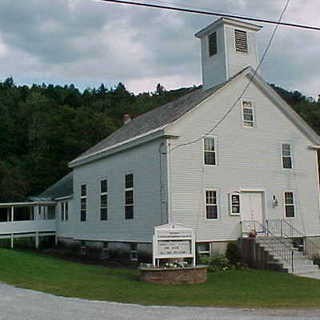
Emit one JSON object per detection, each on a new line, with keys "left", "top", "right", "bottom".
{"left": 0, "top": 201, "right": 56, "bottom": 208}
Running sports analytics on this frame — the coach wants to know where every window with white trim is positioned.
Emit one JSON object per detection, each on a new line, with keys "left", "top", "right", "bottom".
{"left": 242, "top": 101, "right": 255, "bottom": 127}
{"left": 80, "top": 184, "right": 87, "bottom": 222}
{"left": 208, "top": 32, "right": 217, "bottom": 56}
{"left": 229, "top": 193, "right": 240, "bottom": 216}
{"left": 206, "top": 190, "right": 218, "bottom": 219}
{"left": 125, "top": 174, "right": 134, "bottom": 219}
{"left": 282, "top": 144, "right": 293, "bottom": 169}
{"left": 204, "top": 137, "right": 216, "bottom": 165}
{"left": 284, "top": 192, "right": 295, "bottom": 218}
{"left": 100, "top": 179, "right": 108, "bottom": 221}
{"left": 235, "top": 29, "right": 248, "bottom": 53}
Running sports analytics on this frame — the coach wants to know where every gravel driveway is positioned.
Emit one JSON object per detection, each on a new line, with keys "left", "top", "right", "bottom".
{"left": 0, "top": 282, "right": 319, "bottom": 320}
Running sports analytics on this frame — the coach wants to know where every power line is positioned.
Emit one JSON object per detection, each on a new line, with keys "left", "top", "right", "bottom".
{"left": 171, "top": 0, "right": 291, "bottom": 152}
{"left": 100, "top": 0, "right": 320, "bottom": 31}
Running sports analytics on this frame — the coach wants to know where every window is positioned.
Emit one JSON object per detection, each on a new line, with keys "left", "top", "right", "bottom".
{"left": 229, "top": 193, "right": 240, "bottom": 216}
{"left": 61, "top": 203, "right": 64, "bottom": 221}
{"left": 65, "top": 202, "right": 69, "bottom": 221}
{"left": 206, "top": 190, "right": 218, "bottom": 219}
{"left": 242, "top": 101, "right": 255, "bottom": 127}
{"left": 60, "top": 202, "right": 69, "bottom": 221}
{"left": 235, "top": 29, "right": 248, "bottom": 53}
{"left": 282, "top": 144, "right": 293, "bottom": 169}
{"left": 100, "top": 179, "right": 108, "bottom": 220}
{"left": 125, "top": 174, "right": 134, "bottom": 219}
{"left": 197, "top": 243, "right": 211, "bottom": 256}
{"left": 204, "top": 137, "right": 216, "bottom": 165}
{"left": 284, "top": 192, "right": 295, "bottom": 218}
{"left": 208, "top": 32, "right": 217, "bottom": 56}
{"left": 129, "top": 243, "right": 138, "bottom": 261}
{"left": 80, "top": 184, "right": 87, "bottom": 222}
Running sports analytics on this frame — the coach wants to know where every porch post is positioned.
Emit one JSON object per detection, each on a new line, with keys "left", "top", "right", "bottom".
{"left": 10, "top": 234, "right": 14, "bottom": 249}
{"left": 35, "top": 232, "right": 39, "bottom": 249}
{"left": 10, "top": 206, "right": 14, "bottom": 222}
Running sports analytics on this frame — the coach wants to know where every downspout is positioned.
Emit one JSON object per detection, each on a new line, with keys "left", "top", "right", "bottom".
{"left": 166, "top": 140, "right": 172, "bottom": 225}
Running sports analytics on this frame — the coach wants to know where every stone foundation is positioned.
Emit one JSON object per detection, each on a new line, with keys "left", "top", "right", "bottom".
{"left": 139, "top": 265, "right": 208, "bottom": 284}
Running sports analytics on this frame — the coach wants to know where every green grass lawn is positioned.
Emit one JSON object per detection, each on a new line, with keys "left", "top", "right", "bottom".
{"left": 0, "top": 248, "right": 319, "bottom": 308}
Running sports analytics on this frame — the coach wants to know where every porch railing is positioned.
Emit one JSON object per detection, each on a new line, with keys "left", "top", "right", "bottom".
{"left": 266, "top": 219, "right": 320, "bottom": 260}
{"left": 241, "top": 220, "right": 295, "bottom": 272}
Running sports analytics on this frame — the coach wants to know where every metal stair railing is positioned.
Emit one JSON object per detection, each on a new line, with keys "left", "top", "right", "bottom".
{"left": 266, "top": 219, "right": 320, "bottom": 260}
{"left": 241, "top": 220, "right": 295, "bottom": 272}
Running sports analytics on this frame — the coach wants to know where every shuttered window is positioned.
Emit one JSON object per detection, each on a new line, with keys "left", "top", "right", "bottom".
{"left": 208, "top": 32, "right": 217, "bottom": 56}
{"left": 235, "top": 29, "right": 248, "bottom": 53}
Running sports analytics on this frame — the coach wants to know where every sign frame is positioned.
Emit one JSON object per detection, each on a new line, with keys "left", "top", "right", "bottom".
{"left": 152, "top": 224, "right": 196, "bottom": 267}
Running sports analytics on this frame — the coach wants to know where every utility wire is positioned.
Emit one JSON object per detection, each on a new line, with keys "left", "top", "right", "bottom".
{"left": 170, "top": 0, "right": 291, "bottom": 152}
{"left": 100, "top": 0, "right": 320, "bottom": 31}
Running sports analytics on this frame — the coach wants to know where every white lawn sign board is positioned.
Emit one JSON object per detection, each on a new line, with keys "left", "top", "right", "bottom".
{"left": 152, "top": 224, "right": 196, "bottom": 267}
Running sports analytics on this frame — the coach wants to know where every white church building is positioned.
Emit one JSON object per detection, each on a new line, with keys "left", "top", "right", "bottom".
{"left": 1, "top": 18, "right": 320, "bottom": 263}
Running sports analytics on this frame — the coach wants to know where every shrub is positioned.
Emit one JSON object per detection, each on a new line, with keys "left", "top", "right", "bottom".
{"left": 199, "top": 253, "right": 231, "bottom": 272}
{"left": 226, "top": 242, "right": 241, "bottom": 265}
{"left": 313, "top": 255, "right": 320, "bottom": 267}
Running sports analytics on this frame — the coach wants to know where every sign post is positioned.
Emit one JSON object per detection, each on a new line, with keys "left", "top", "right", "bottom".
{"left": 152, "top": 224, "right": 195, "bottom": 267}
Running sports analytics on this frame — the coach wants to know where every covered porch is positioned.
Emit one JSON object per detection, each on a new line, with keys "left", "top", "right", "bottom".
{"left": 0, "top": 201, "right": 57, "bottom": 248}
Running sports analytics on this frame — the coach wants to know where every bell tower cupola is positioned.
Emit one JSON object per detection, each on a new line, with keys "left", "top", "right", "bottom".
{"left": 195, "top": 18, "right": 262, "bottom": 90}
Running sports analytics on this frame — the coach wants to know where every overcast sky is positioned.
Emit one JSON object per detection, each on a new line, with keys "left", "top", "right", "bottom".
{"left": 0, "top": 0, "right": 319, "bottom": 97}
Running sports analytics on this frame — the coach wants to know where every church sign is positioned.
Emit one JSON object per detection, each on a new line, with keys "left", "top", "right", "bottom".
{"left": 152, "top": 224, "right": 195, "bottom": 266}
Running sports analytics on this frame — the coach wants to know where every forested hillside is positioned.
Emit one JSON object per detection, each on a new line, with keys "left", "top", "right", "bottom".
{"left": 0, "top": 78, "right": 319, "bottom": 202}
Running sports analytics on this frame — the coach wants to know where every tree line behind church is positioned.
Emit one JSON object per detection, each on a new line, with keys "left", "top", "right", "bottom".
{"left": 0, "top": 77, "right": 319, "bottom": 202}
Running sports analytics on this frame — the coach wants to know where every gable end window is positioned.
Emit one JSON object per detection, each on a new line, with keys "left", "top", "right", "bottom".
{"left": 242, "top": 101, "right": 255, "bottom": 127}
{"left": 80, "top": 184, "right": 87, "bottom": 222}
{"left": 204, "top": 137, "right": 216, "bottom": 165}
{"left": 208, "top": 32, "right": 217, "bottom": 56}
{"left": 284, "top": 192, "right": 295, "bottom": 218}
{"left": 235, "top": 29, "right": 248, "bottom": 53}
{"left": 282, "top": 144, "right": 292, "bottom": 169}
{"left": 100, "top": 179, "right": 108, "bottom": 221}
{"left": 206, "top": 190, "right": 218, "bottom": 219}
{"left": 125, "top": 174, "right": 134, "bottom": 219}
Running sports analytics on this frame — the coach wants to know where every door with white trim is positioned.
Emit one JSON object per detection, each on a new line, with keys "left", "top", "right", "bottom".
{"left": 240, "top": 192, "right": 264, "bottom": 233}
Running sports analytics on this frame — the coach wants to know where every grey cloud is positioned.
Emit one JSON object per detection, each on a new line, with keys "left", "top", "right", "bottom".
{"left": 0, "top": 0, "right": 318, "bottom": 97}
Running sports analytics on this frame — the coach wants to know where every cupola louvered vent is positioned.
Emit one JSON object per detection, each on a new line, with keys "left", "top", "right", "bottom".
{"left": 235, "top": 29, "right": 248, "bottom": 53}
